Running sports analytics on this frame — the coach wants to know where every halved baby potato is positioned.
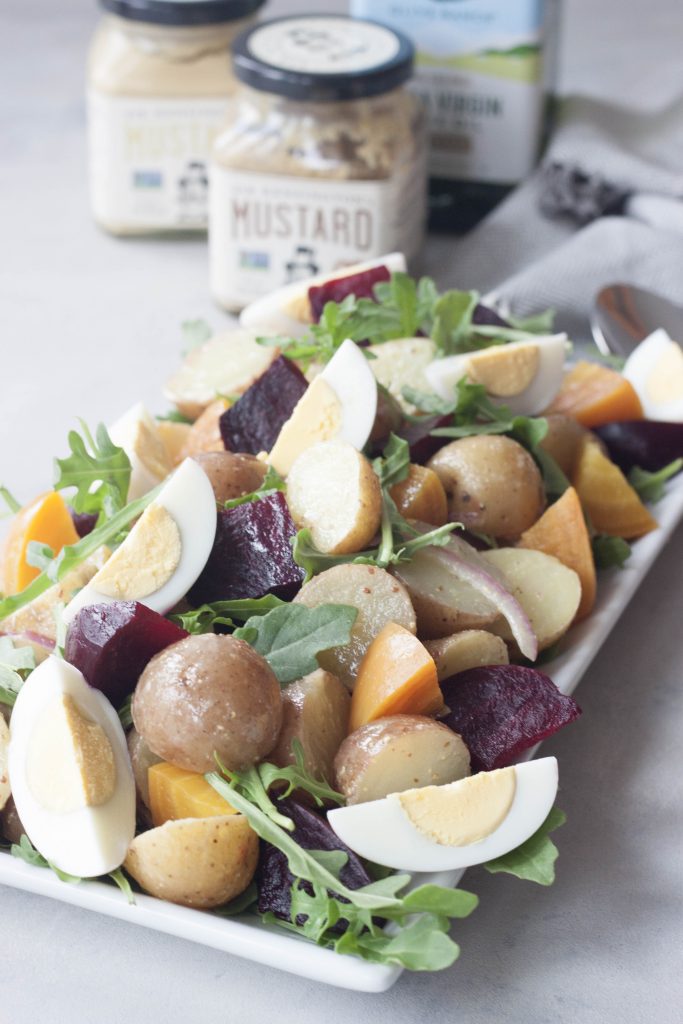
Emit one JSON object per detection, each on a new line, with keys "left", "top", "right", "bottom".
{"left": 0, "top": 716, "right": 10, "bottom": 812}
{"left": 286, "top": 441, "right": 382, "bottom": 555}
{"left": 164, "top": 329, "right": 279, "bottom": 421}
{"left": 124, "top": 814, "right": 258, "bottom": 909}
{"left": 293, "top": 564, "right": 416, "bottom": 690}
{"left": 178, "top": 398, "right": 229, "bottom": 459}
{"left": 334, "top": 715, "right": 471, "bottom": 806}
{"left": 482, "top": 547, "right": 581, "bottom": 652}
{"left": 392, "top": 546, "right": 500, "bottom": 639}
{"left": 269, "top": 668, "right": 350, "bottom": 785}
{"left": 424, "top": 630, "right": 509, "bottom": 682}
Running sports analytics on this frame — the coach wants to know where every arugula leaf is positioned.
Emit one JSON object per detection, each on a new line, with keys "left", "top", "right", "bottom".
{"left": 109, "top": 868, "right": 136, "bottom": 905}
{"left": 0, "top": 485, "right": 21, "bottom": 517}
{"left": 11, "top": 834, "right": 82, "bottom": 884}
{"left": 0, "top": 484, "right": 161, "bottom": 622}
{"left": 373, "top": 433, "right": 411, "bottom": 489}
{"left": 628, "top": 459, "right": 682, "bottom": 503}
{"left": 233, "top": 603, "right": 357, "bottom": 684}
{"left": 0, "top": 638, "right": 35, "bottom": 707}
{"left": 259, "top": 296, "right": 363, "bottom": 370}
{"left": 25, "top": 541, "right": 55, "bottom": 572}
{"left": 432, "top": 380, "right": 569, "bottom": 499}
{"left": 213, "top": 882, "right": 258, "bottom": 917}
{"left": 506, "top": 308, "right": 556, "bottom": 334}
{"left": 169, "top": 595, "right": 286, "bottom": 635}
{"left": 207, "top": 765, "right": 479, "bottom": 971}
{"left": 222, "top": 465, "right": 286, "bottom": 510}
{"left": 431, "top": 290, "right": 480, "bottom": 354}
{"left": 11, "top": 834, "right": 136, "bottom": 900}
{"left": 484, "top": 807, "right": 566, "bottom": 885}
{"left": 292, "top": 521, "right": 456, "bottom": 581}
{"left": 118, "top": 694, "right": 133, "bottom": 730}
{"left": 592, "top": 534, "right": 631, "bottom": 570}
{"left": 156, "top": 409, "right": 193, "bottom": 425}
{"left": 54, "top": 421, "right": 131, "bottom": 521}
{"left": 259, "top": 740, "right": 344, "bottom": 808}
{"left": 401, "top": 387, "right": 456, "bottom": 417}
{"left": 181, "top": 318, "right": 213, "bottom": 353}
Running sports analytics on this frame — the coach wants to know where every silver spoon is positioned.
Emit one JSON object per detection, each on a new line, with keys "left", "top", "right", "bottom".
{"left": 591, "top": 283, "right": 683, "bottom": 359}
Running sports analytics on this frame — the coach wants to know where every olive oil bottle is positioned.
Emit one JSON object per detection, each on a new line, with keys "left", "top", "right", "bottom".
{"left": 350, "top": 0, "right": 560, "bottom": 231}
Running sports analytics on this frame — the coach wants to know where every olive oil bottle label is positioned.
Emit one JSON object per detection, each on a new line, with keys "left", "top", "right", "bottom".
{"left": 350, "top": 0, "right": 548, "bottom": 186}
{"left": 208, "top": 166, "right": 426, "bottom": 311}
{"left": 87, "top": 92, "right": 229, "bottom": 231}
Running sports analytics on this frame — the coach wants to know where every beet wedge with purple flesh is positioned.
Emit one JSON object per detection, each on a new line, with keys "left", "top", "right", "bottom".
{"left": 440, "top": 664, "right": 581, "bottom": 773}
{"left": 188, "top": 492, "right": 305, "bottom": 605}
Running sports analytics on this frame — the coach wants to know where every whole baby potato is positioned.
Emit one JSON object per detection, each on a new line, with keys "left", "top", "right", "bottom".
{"left": 132, "top": 634, "right": 282, "bottom": 773}
{"left": 192, "top": 450, "right": 267, "bottom": 505}
{"left": 427, "top": 435, "right": 545, "bottom": 540}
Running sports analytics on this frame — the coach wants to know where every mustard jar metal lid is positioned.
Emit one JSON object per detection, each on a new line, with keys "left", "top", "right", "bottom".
{"left": 99, "top": 0, "right": 265, "bottom": 26}
{"left": 231, "top": 14, "right": 415, "bottom": 102}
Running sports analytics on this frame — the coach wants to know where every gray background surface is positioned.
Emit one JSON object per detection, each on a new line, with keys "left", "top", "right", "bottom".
{"left": 1, "top": 2, "right": 682, "bottom": 1022}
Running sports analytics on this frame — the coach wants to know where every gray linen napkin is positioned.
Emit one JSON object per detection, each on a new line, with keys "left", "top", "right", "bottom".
{"left": 424, "top": 93, "right": 683, "bottom": 343}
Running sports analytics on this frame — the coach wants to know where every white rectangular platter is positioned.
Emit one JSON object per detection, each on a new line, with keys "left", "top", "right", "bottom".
{"left": 2, "top": 478, "right": 683, "bottom": 993}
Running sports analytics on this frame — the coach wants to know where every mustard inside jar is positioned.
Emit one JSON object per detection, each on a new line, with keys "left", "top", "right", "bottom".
{"left": 209, "top": 14, "right": 426, "bottom": 311}
{"left": 87, "top": 0, "right": 266, "bottom": 235}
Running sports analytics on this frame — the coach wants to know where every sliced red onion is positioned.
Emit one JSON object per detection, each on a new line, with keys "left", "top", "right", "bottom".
{"left": 427, "top": 534, "right": 538, "bottom": 661}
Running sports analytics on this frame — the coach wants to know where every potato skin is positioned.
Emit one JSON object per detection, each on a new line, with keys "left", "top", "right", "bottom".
{"left": 269, "top": 669, "right": 350, "bottom": 784}
{"left": 192, "top": 451, "right": 267, "bottom": 505}
{"left": 293, "top": 564, "right": 416, "bottom": 690}
{"left": 124, "top": 814, "right": 258, "bottom": 909}
{"left": 424, "top": 630, "right": 509, "bottom": 681}
{"left": 127, "top": 727, "right": 162, "bottom": 812}
{"left": 334, "top": 714, "right": 470, "bottom": 805}
{"left": 132, "top": 634, "right": 282, "bottom": 774}
{"left": 179, "top": 398, "right": 229, "bottom": 459}
{"left": 428, "top": 435, "right": 545, "bottom": 540}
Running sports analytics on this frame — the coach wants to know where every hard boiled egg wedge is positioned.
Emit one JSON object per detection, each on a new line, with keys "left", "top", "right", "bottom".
{"left": 239, "top": 253, "right": 407, "bottom": 337}
{"left": 0, "top": 715, "right": 10, "bottom": 812}
{"left": 327, "top": 756, "right": 558, "bottom": 872}
{"left": 63, "top": 457, "right": 216, "bottom": 624}
{"left": 424, "top": 335, "right": 568, "bottom": 416}
{"left": 269, "top": 339, "right": 377, "bottom": 476}
{"left": 622, "top": 328, "right": 683, "bottom": 421}
{"left": 108, "top": 401, "right": 173, "bottom": 501}
{"left": 8, "top": 656, "right": 135, "bottom": 876}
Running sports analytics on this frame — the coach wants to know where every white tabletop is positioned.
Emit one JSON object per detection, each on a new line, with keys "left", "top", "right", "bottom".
{"left": 1, "top": 1, "right": 682, "bottom": 1021}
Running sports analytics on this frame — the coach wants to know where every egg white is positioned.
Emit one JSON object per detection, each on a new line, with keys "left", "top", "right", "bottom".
{"left": 424, "top": 335, "right": 568, "bottom": 416}
{"left": 320, "top": 339, "right": 378, "bottom": 452}
{"left": 239, "top": 252, "right": 407, "bottom": 337}
{"left": 108, "top": 401, "right": 171, "bottom": 501}
{"left": 327, "top": 757, "right": 559, "bottom": 872}
{"left": 8, "top": 657, "right": 135, "bottom": 877}
{"left": 63, "top": 457, "right": 217, "bottom": 624}
{"left": 622, "top": 328, "right": 683, "bottom": 421}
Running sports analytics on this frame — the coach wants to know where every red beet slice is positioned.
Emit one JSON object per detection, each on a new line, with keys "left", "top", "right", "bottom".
{"left": 257, "top": 797, "right": 372, "bottom": 927}
{"left": 472, "top": 303, "right": 511, "bottom": 329}
{"left": 440, "top": 665, "right": 581, "bottom": 773}
{"left": 219, "top": 355, "right": 308, "bottom": 455}
{"left": 595, "top": 420, "right": 683, "bottom": 473}
{"left": 70, "top": 509, "right": 98, "bottom": 538}
{"left": 187, "top": 491, "right": 304, "bottom": 605}
{"left": 308, "top": 265, "right": 391, "bottom": 322}
{"left": 65, "top": 601, "right": 188, "bottom": 707}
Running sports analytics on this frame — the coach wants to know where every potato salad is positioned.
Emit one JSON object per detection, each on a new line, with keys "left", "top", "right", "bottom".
{"left": 1, "top": 254, "right": 681, "bottom": 972}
